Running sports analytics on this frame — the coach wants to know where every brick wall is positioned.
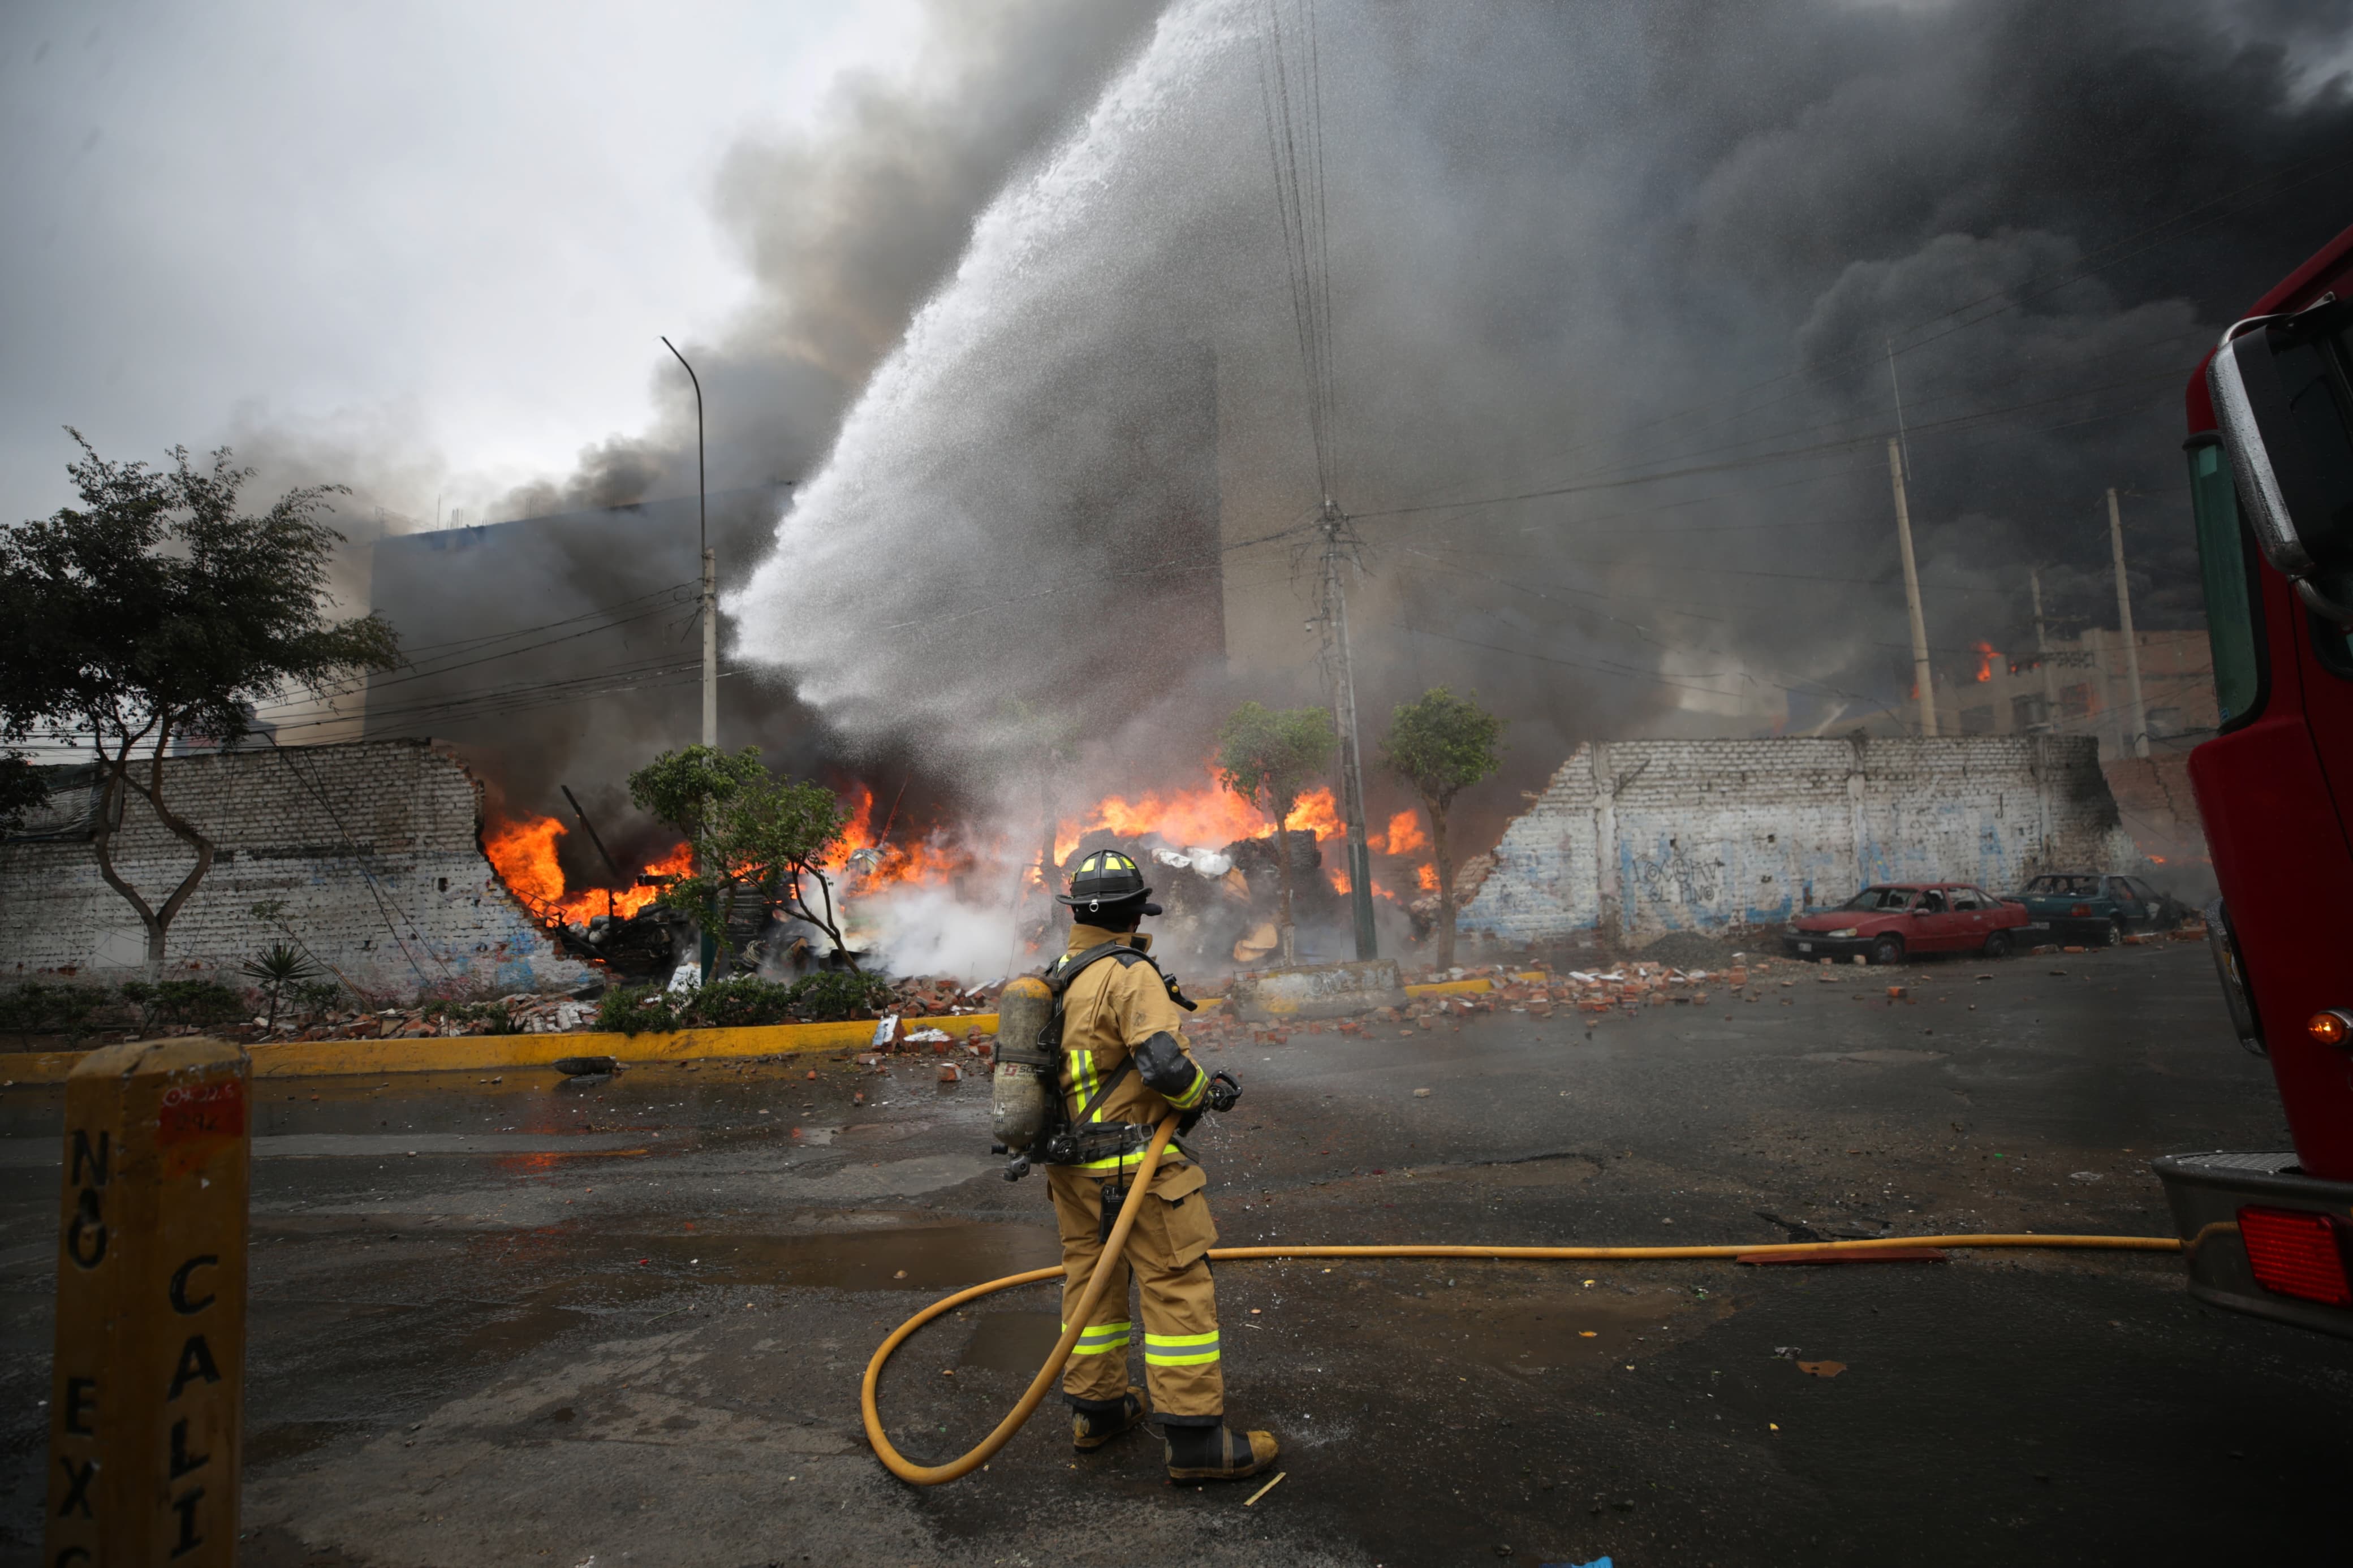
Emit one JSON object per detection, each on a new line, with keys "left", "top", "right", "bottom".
{"left": 2100, "top": 753, "right": 2210, "bottom": 879}
{"left": 0, "top": 740, "right": 590, "bottom": 996}
{"left": 1458, "top": 736, "right": 2139, "bottom": 945}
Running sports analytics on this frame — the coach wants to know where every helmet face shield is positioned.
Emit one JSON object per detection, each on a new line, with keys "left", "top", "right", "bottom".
{"left": 1057, "top": 849, "right": 1156, "bottom": 916}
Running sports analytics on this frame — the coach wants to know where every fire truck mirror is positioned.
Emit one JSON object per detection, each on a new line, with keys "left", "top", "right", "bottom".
{"left": 2208, "top": 299, "right": 2353, "bottom": 627}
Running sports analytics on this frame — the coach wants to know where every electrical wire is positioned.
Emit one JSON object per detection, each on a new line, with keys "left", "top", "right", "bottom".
{"left": 1372, "top": 149, "right": 2353, "bottom": 522}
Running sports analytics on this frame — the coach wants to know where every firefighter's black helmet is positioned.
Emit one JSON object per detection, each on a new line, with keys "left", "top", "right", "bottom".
{"left": 1057, "top": 849, "right": 1161, "bottom": 917}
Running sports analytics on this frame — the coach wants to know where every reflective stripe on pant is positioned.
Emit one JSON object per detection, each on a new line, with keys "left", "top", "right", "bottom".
{"left": 1046, "top": 1159, "right": 1224, "bottom": 1419}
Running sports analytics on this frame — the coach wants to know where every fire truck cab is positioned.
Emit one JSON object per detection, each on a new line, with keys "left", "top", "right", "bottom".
{"left": 2154, "top": 221, "right": 2353, "bottom": 1336}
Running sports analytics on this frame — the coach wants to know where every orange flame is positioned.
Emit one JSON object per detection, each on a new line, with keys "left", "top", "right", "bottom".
{"left": 1416, "top": 863, "right": 1438, "bottom": 892}
{"left": 1380, "top": 809, "right": 1428, "bottom": 856}
{"left": 831, "top": 784, "right": 969, "bottom": 888}
{"left": 1973, "top": 641, "right": 1998, "bottom": 683}
{"left": 1329, "top": 866, "right": 1351, "bottom": 895}
{"left": 484, "top": 815, "right": 690, "bottom": 926}
{"left": 1054, "top": 766, "right": 1344, "bottom": 863}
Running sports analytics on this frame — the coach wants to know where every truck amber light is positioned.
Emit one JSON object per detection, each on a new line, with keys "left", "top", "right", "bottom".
{"left": 2307, "top": 1010, "right": 2352, "bottom": 1047}
{"left": 2237, "top": 1207, "right": 2353, "bottom": 1307}
{"left": 2069, "top": 904, "right": 2092, "bottom": 917}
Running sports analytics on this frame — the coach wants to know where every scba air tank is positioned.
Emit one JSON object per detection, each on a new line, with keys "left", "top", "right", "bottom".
{"left": 990, "top": 975, "right": 1057, "bottom": 1154}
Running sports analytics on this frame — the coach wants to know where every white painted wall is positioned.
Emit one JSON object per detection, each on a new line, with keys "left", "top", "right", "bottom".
{"left": 1458, "top": 736, "right": 2137, "bottom": 945}
{"left": 1, "top": 740, "right": 588, "bottom": 997}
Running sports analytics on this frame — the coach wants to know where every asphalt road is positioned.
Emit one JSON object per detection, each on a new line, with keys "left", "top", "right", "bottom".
{"left": 3, "top": 939, "right": 2348, "bottom": 1567}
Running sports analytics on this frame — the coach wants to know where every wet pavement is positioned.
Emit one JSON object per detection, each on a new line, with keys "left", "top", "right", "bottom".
{"left": 3, "top": 940, "right": 2349, "bottom": 1566}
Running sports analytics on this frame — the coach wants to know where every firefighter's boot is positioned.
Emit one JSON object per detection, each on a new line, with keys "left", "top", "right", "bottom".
{"left": 1162, "top": 1422, "right": 1278, "bottom": 1482}
{"left": 1071, "top": 1389, "right": 1147, "bottom": 1451}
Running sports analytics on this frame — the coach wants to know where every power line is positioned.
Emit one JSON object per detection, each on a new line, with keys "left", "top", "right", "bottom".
{"left": 1364, "top": 152, "right": 2352, "bottom": 524}
{"left": 1256, "top": 0, "right": 1338, "bottom": 500}
{"left": 1355, "top": 365, "right": 2186, "bottom": 522}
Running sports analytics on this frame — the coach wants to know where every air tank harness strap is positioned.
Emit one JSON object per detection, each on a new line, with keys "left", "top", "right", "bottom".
{"left": 1046, "top": 940, "right": 1199, "bottom": 1013}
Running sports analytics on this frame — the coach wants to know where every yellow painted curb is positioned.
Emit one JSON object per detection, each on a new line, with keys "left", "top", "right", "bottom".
{"left": 0, "top": 1013, "right": 1006, "bottom": 1084}
{"left": 1404, "top": 978, "right": 1497, "bottom": 997}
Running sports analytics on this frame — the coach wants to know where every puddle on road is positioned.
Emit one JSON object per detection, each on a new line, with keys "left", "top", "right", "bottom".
{"left": 1802, "top": 1049, "right": 1948, "bottom": 1065}
{"left": 956, "top": 1310, "right": 1063, "bottom": 1372}
{"left": 1344, "top": 1276, "right": 1732, "bottom": 1380}
{"left": 1429, "top": 1153, "right": 1602, "bottom": 1189}
{"left": 245, "top": 1418, "right": 373, "bottom": 1467}
{"left": 608, "top": 1223, "right": 1061, "bottom": 1293}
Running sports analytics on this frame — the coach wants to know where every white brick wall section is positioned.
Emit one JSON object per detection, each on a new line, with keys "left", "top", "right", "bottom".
{"left": 0, "top": 740, "right": 592, "bottom": 998}
{"left": 1458, "top": 735, "right": 2136, "bottom": 944}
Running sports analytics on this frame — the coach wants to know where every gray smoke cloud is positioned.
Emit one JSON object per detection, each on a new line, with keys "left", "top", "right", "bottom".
{"left": 714, "top": 0, "right": 2353, "bottom": 852}
{"left": 211, "top": 0, "right": 2350, "bottom": 904}
{"left": 498, "top": 0, "right": 1166, "bottom": 521}
{"left": 244, "top": 0, "right": 1168, "bottom": 884}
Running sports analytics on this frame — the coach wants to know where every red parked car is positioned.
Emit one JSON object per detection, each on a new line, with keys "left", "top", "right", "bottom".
{"left": 1781, "top": 882, "right": 2029, "bottom": 966}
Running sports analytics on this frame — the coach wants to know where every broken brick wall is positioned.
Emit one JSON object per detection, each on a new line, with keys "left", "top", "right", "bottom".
{"left": 0, "top": 739, "right": 591, "bottom": 997}
{"left": 1458, "top": 736, "right": 2140, "bottom": 946}
{"left": 2098, "top": 753, "right": 2212, "bottom": 894}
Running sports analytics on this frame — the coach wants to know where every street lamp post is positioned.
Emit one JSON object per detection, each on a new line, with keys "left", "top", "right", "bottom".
{"left": 661, "top": 336, "right": 715, "bottom": 749}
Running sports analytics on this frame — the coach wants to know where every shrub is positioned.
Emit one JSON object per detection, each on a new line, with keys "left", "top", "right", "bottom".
{"left": 786, "top": 969, "right": 896, "bottom": 1022}
{"left": 292, "top": 980, "right": 346, "bottom": 1016}
{"left": 117, "top": 979, "right": 245, "bottom": 1033}
{"left": 597, "top": 984, "right": 683, "bottom": 1037}
{"left": 0, "top": 982, "right": 107, "bottom": 1044}
{"left": 688, "top": 977, "right": 804, "bottom": 1029}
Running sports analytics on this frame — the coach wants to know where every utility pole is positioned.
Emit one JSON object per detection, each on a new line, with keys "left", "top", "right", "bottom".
{"left": 2106, "top": 486, "right": 2149, "bottom": 759}
{"left": 1887, "top": 437, "right": 1937, "bottom": 737}
{"left": 662, "top": 336, "right": 716, "bottom": 749}
{"left": 2029, "top": 567, "right": 2059, "bottom": 730}
{"left": 1316, "top": 500, "right": 1378, "bottom": 960}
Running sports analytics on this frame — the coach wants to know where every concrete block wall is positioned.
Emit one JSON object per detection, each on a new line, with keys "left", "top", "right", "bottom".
{"left": 0, "top": 740, "right": 589, "bottom": 997}
{"left": 1458, "top": 735, "right": 2139, "bottom": 945}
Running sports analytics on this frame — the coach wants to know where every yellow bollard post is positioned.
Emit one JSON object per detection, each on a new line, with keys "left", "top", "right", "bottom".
{"left": 46, "top": 1038, "right": 250, "bottom": 1566}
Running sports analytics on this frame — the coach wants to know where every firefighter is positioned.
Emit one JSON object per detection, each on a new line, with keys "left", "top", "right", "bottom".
{"left": 1046, "top": 849, "right": 1277, "bottom": 1483}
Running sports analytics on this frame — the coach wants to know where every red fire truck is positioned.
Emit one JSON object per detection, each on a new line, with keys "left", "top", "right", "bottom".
{"left": 2154, "top": 220, "right": 2353, "bottom": 1336}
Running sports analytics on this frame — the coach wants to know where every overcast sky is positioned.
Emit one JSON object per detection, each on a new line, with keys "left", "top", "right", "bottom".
{"left": 0, "top": 0, "right": 925, "bottom": 526}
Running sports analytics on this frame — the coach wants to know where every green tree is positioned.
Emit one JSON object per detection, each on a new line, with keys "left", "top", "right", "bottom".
{"left": 628, "top": 745, "right": 856, "bottom": 972}
{"left": 0, "top": 754, "right": 46, "bottom": 833}
{"left": 1380, "top": 687, "right": 1504, "bottom": 970}
{"left": 1216, "top": 701, "right": 1335, "bottom": 960}
{"left": 0, "top": 435, "right": 400, "bottom": 976}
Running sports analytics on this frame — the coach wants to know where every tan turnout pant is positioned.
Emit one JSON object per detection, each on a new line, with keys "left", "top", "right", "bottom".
{"left": 1046, "top": 1157, "right": 1224, "bottom": 1420}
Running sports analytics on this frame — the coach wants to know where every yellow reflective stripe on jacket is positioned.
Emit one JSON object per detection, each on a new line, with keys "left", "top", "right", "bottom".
{"left": 1065, "top": 1320, "right": 1134, "bottom": 1355}
{"left": 1066, "top": 1048, "right": 1101, "bottom": 1122}
{"left": 1072, "top": 1144, "right": 1186, "bottom": 1172}
{"left": 1142, "top": 1328, "right": 1221, "bottom": 1366}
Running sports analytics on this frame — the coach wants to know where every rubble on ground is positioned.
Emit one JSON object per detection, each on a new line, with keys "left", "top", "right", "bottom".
{"left": 1174, "top": 954, "right": 1779, "bottom": 1047}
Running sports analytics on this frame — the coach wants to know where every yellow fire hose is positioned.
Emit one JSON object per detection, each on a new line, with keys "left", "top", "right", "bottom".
{"left": 861, "top": 1115, "right": 2182, "bottom": 1485}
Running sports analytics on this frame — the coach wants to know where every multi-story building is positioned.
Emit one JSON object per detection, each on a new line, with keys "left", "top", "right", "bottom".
{"left": 1943, "top": 627, "right": 2215, "bottom": 760}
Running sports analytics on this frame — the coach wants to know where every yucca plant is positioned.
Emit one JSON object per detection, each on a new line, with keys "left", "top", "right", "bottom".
{"left": 239, "top": 943, "right": 321, "bottom": 1032}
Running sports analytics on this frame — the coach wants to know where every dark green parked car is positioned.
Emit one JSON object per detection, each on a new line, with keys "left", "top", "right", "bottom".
{"left": 2014, "top": 873, "right": 2192, "bottom": 947}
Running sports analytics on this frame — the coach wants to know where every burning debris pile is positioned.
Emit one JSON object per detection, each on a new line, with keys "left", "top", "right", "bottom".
{"left": 473, "top": 755, "right": 1463, "bottom": 992}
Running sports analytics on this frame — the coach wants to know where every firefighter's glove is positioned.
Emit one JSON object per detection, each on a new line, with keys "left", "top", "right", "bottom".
{"left": 1179, "top": 1072, "right": 1240, "bottom": 1134}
